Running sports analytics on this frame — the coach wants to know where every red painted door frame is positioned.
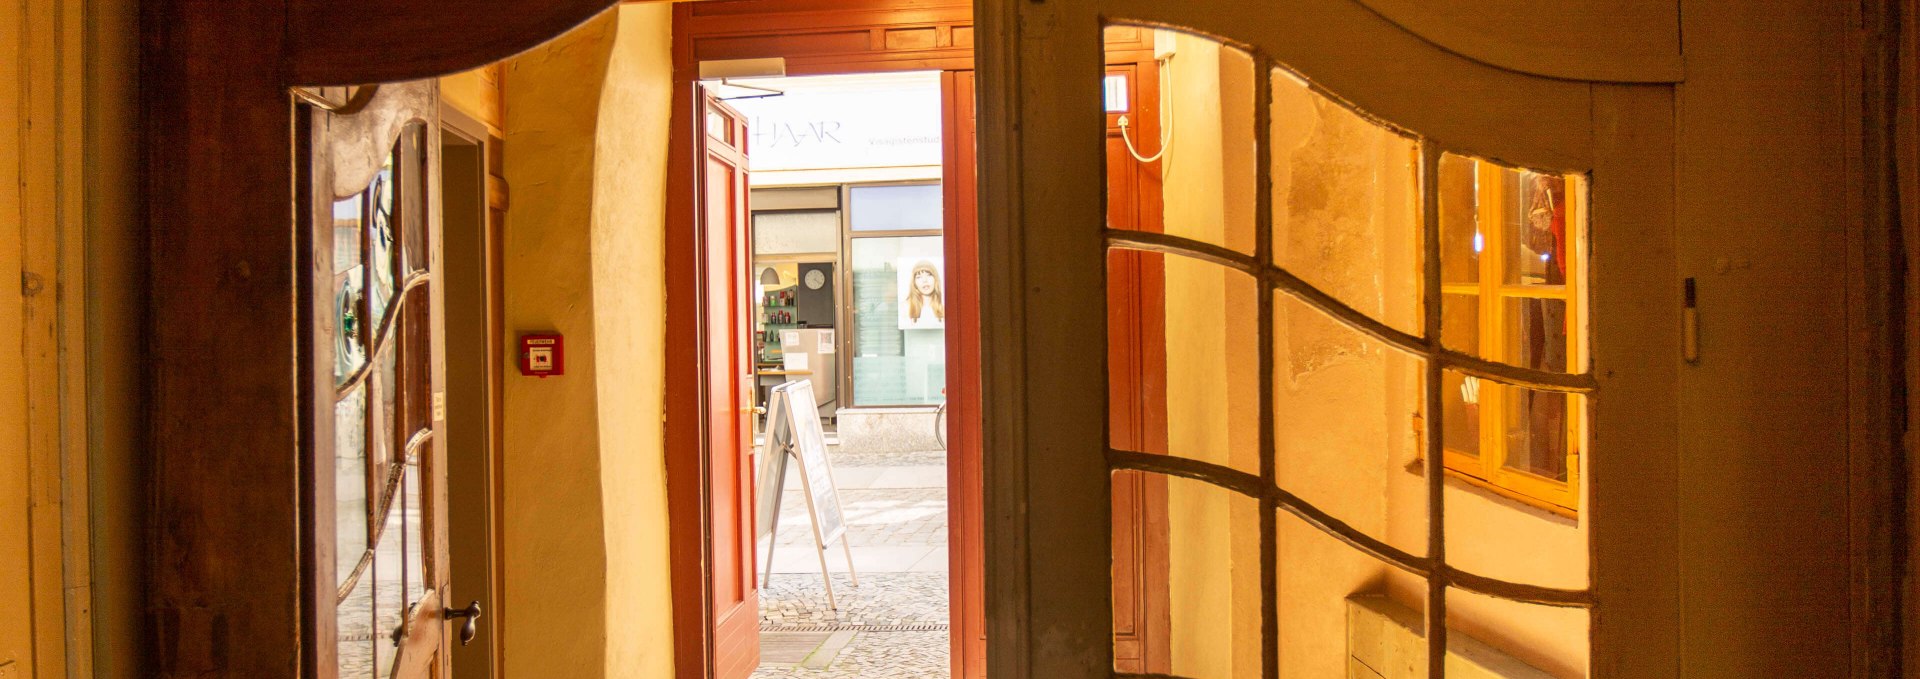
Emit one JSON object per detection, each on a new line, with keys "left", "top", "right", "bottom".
{"left": 663, "top": 3, "right": 981, "bottom": 678}
{"left": 940, "top": 69, "right": 985, "bottom": 677}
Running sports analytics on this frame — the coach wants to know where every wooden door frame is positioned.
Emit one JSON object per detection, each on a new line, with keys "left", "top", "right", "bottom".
{"left": 663, "top": 3, "right": 979, "bottom": 678}
{"left": 142, "top": 1, "right": 612, "bottom": 675}
{"left": 435, "top": 100, "right": 507, "bottom": 678}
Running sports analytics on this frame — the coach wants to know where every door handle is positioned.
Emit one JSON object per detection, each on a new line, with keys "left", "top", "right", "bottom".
{"left": 444, "top": 600, "right": 483, "bottom": 646}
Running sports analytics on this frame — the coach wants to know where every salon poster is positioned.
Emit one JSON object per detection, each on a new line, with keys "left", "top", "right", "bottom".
{"left": 897, "top": 258, "right": 946, "bottom": 330}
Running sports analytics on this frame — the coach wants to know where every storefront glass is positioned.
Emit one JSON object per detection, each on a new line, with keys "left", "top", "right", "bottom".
{"left": 849, "top": 234, "right": 946, "bottom": 405}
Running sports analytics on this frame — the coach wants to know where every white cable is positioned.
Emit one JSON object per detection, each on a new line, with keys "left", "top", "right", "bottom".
{"left": 1118, "top": 56, "right": 1174, "bottom": 163}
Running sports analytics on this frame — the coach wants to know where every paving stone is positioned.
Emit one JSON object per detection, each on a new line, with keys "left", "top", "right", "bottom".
{"left": 751, "top": 631, "right": 949, "bottom": 679}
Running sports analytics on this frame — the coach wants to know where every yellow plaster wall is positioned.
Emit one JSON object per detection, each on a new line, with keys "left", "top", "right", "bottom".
{"left": 499, "top": 5, "right": 676, "bottom": 676}
{"left": 591, "top": 4, "right": 677, "bottom": 677}
{"left": 442, "top": 65, "right": 505, "bottom": 134}
{"left": 1158, "top": 32, "right": 1263, "bottom": 679}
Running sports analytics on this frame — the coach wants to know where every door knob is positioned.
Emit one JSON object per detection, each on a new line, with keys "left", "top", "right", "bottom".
{"left": 444, "top": 600, "right": 483, "bottom": 646}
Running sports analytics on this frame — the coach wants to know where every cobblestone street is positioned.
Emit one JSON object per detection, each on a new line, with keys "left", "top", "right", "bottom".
{"left": 751, "top": 446, "right": 951, "bottom": 679}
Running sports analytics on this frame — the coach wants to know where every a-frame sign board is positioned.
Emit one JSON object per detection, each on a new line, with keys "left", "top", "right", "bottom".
{"left": 756, "top": 380, "right": 858, "bottom": 608}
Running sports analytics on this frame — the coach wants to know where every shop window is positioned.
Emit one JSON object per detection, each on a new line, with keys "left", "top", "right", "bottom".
{"left": 1437, "top": 154, "right": 1585, "bottom": 513}
{"left": 850, "top": 183, "right": 944, "bottom": 231}
{"left": 754, "top": 210, "right": 840, "bottom": 255}
{"left": 849, "top": 235, "right": 946, "bottom": 405}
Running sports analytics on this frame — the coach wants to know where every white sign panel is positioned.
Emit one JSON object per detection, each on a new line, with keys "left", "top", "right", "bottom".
{"left": 727, "top": 71, "right": 943, "bottom": 172}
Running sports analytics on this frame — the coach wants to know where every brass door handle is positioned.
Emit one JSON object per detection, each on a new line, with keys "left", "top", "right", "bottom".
{"left": 444, "top": 600, "right": 482, "bottom": 646}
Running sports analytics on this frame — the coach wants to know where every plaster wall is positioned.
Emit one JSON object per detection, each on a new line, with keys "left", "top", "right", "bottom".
{"left": 499, "top": 5, "right": 676, "bottom": 677}
{"left": 1158, "top": 32, "right": 1262, "bottom": 679}
{"left": 590, "top": 5, "right": 677, "bottom": 677}
{"left": 443, "top": 65, "right": 506, "bottom": 134}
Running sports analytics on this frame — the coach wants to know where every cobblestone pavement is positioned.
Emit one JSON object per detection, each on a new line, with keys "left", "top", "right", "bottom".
{"left": 772, "top": 488, "right": 947, "bottom": 547}
{"left": 830, "top": 448, "right": 947, "bottom": 468}
{"left": 751, "top": 632, "right": 949, "bottom": 679}
{"left": 761, "top": 572, "right": 948, "bottom": 627}
{"left": 755, "top": 448, "right": 951, "bottom": 678}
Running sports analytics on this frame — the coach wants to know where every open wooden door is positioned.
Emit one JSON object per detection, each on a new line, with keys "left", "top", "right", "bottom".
{"left": 300, "top": 80, "right": 462, "bottom": 679}
{"left": 698, "top": 88, "right": 761, "bottom": 679}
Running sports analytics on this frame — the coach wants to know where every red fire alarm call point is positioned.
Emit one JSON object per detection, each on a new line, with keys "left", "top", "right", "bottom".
{"left": 519, "top": 333, "right": 564, "bottom": 377}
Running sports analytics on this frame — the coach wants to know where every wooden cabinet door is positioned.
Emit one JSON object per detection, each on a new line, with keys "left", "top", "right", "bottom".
{"left": 300, "top": 81, "right": 455, "bottom": 679}
{"left": 699, "top": 89, "right": 761, "bottom": 679}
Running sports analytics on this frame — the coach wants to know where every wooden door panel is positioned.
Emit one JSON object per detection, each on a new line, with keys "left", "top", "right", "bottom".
{"left": 701, "top": 91, "right": 760, "bottom": 679}
{"left": 942, "top": 69, "right": 987, "bottom": 679}
{"left": 301, "top": 81, "right": 451, "bottom": 679}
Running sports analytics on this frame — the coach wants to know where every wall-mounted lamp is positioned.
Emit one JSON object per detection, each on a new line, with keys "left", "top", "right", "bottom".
{"left": 760, "top": 267, "right": 781, "bottom": 286}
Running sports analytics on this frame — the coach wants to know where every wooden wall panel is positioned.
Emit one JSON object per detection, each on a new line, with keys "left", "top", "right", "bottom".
{"left": 679, "top": 0, "right": 971, "bottom": 76}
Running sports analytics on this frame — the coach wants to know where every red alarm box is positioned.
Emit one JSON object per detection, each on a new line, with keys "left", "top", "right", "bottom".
{"left": 519, "top": 334, "right": 564, "bottom": 377}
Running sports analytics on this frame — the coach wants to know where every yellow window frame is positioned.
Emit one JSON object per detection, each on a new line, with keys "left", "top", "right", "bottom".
{"left": 1438, "top": 160, "right": 1587, "bottom": 515}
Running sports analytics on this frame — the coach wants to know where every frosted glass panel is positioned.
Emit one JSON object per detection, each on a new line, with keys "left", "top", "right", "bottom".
{"left": 849, "top": 235, "right": 946, "bottom": 405}
{"left": 850, "top": 184, "right": 942, "bottom": 232}
{"left": 754, "top": 210, "right": 841, "bottom": 255}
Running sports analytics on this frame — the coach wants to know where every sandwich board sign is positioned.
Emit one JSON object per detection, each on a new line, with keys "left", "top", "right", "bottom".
{"left": 756, "top": 380, "right": 857, "bottom": 607}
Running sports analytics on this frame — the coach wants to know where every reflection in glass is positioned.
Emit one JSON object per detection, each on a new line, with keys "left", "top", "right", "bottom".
{"left": 402, "top": 290, "right": 433, "bottom": 439}
{"left": 1501, "top": 170, "right": 1569, "bottom": 288}
{"left": 335, "top": 268, "right": 366, "bottom": 385}
{"left": 1438, "top": 153, "right": 1480, "bottom": 286}
{"left": 335, "top": 388, "right": 368, "bottom": 589}
{"left": 368, "top": 159, "right": 397, "bottom": 337}
{"left": 849, "top": 236, "right": 946, "bottom": 405}
{"left": 1441, "top": 370, "right": 1480, "bottom": 459}
{"left": 374, "top": 347, "right": 398, "bottom": 485}
{"left": 401, "top": 126, "right": 430, "bottom": 275}
{"left": 1503, "top": 389, "right": 1572, "bottom": 482}
{"left": 337, "top": 562, "right": 376, "bottom": 679}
